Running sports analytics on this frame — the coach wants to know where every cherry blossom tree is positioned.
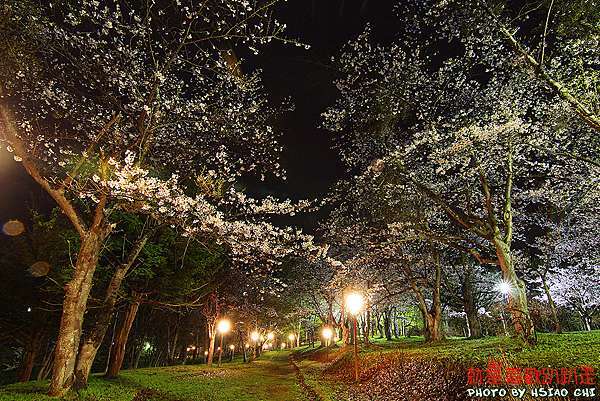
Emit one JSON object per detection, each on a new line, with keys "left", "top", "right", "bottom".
{"left": 0, "top": 0, "right": 313, "bottom": 395}
{"left": 322, "top": 1, "right": 597, "bottom": 344}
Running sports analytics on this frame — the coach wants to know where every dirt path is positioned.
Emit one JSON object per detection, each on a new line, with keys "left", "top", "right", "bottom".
{"left": 289, "top": 355, "right": 324, "bottom": 401}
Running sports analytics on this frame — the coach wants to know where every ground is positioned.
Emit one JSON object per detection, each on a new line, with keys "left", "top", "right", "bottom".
{"left": 1, "top": 332, "right": 599, "bottom": 401}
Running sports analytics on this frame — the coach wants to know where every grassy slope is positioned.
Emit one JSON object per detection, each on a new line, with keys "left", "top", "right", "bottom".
{"left": 293, "top": 331, "right": 600, "bottom": 401}
{"left": 0, "top": 351, "right": 303, "bottom": 401}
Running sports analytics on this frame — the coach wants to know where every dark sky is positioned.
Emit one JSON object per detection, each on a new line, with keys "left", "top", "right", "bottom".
{"left": 0, "top": 0, "right": 400, "bottom": 231}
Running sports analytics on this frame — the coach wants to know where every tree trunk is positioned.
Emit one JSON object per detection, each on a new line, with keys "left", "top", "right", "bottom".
{"left": 18, "top": 332, "right": 43, "bottom": 382}
{"left": 462, "top": 264, "right": 482, "bottom": 338}
{"left": 73, "top": 234, "right": 148, "bottom": 388}
{"left": 363, "top": 309, "right": 371, "bottom": 345}
{"left": 106, "top": 298, "right": 140, "bottom": 378}
{"left": 493, "top": 237, "right": 535, "bottom": 343}
{"left": 383, "top": 308, "right": 393, "bottom": 341}
{"left": 540, "top": 273, "right": 561, "bottom": 333}
{"left": 206, "top": 320, "right": 216, "bottom": 367}
{"left": 48, "top": 228, "right": 108, "bottom": 396}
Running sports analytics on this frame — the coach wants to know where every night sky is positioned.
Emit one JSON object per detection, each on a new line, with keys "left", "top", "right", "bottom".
{"left": 0, "top": 0, "right": 399, "bottom": 232}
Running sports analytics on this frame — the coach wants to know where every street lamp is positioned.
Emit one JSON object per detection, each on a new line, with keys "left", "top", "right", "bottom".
{"left": 345, "top": 291, "right": 364, "bottom": 382}
{"left": 216, "top": 318, "right": 231, "bottom": 367}
{"left": 229, "top": 344, "right": 235, "bottom": 361}
{"left": 267, "top": 332, "right": 275, "bottom": 341}
{"left": 495, "top": 280, "right": 513, "bottom": 336}
{"left": 288, "top": 333, "right": 295, "bottom": 348}
{"left": 322, "top": 326, "right": 333, "bottom": 347}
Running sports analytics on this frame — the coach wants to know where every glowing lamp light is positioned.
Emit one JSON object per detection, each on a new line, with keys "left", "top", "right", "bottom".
{"left": 267, "top": 332, "right": 275, "bottom": 341}
{"left": 345, "top": 292, "right": 364, "bottom": 315}
{"left": 322, "top": 327, "right": 333, "bottom": 340}
{"left": 288, "top": 333, "right": 295, "bottom": 341}
{"left": 496, "top": 280, "right": 513, "bottom": 296}
{"left": 281, "top": 342, "right": 286, "bottom": 349}
{"left": 245, "top": 343, "right": 250, "bottom": 348}
{"left": 204, "top": 351, "right": 208, "bottom": 356}
{"left": 217, "top": 319, "right": 232, "bottom": 334}
{"left": 229, "top": 344, "right": 235, "bottom": 350}
{"left": 250, "top": 331, "right": 260, "bottom": 342}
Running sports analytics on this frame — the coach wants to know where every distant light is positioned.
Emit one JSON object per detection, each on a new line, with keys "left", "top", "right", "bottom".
{"left": 217, "top": 319, "right": 232, "bottom": 334}
{"left": 288, "top": 333, "right": 295, "bottom": 341}
{"left": 495, "top": 280, "right": 513, "bottom": 296}
{"left": 204, "top": 351, "right": 208, "bottom": 356}
{"left": 229, "top": 344, "right": 235, "bottom": 350}
{"left": 2, "top": 219, "right": 25, "bottom": 236}
{"left": 26, "top": 306, "right": 32, "bottom": 313}
{"left": 250, "top": 331, "right": 260, "bottom": 342}
{"left": 345, "top": 292, "right": 364, "bottom": 315}
{"left": 281, "top": 342, "right": 286, "bottom": 349}
{"left": 322, "top": 327, "right": 333, "bottom": 340}
{"left": 267, "top": 332, "right": 274, "bottom": 340}
{"left": 245, "top": 343, "right": 250, "bottom": 348}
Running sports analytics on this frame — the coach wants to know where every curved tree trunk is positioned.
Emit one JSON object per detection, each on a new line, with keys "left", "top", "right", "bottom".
{"left": 48, "top": 228, "right": 108, "bottom": 396}
{"left": 106, "top": 298, "right": 140, "bottom": 378}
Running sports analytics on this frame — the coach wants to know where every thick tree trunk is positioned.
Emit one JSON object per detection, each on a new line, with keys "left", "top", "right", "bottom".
{"left": 383, "top": 308, "right": 393, "bottom": 341}
{"left": 493, "top": 237, "right": 535, "bottom": 343}
{"left": 540, "top": 273, "right": 561, "bottom": 334}
{"left": 73, "top": 234, "right": 148, "bottom": 388}
{"left": 462, "top": 265, "right": 482, "bottom": 339}
{"left": 106, "top": 298, "right": 140, "bottom": 378}
{"left": 206, "top": 320, "right": 216, "bottom": 367}
{"left": 48, "top": 228, "right": 107, "bottom": 396}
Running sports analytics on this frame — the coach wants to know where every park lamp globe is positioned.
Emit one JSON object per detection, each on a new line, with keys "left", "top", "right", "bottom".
{"left": 267, "top": 332, "right": 275, "bottom": 341}
{"left": 288, "top": 333, "right": 295, "bottom": 342}
{"left": 250, "top": 331, "right": 260, "bottom": 342}
{"left": 345, "top": 292, "right": 364, "bottom": 315}
{"left": 495, "top": 280, "right": 513, "bottom": 296}
{"left": 217, "top": 319, "right": 232, "bottom": 334}
{"left": 322, "top": 327, "right": 333, "bottom": 340}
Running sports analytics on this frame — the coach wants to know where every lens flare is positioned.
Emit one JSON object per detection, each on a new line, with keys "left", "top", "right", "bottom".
{"left": 2, "top": 219, "right": 25, "bottom": 236}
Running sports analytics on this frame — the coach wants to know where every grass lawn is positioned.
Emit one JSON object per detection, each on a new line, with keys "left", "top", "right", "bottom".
{"left": 0, "top": 351, "right": 303, "bottom": 401}
{"left": 2, "top": 331, "right": 598, "bottom": 401}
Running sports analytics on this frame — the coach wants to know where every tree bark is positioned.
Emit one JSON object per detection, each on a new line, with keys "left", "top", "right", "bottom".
{"left": 462, "top": 264, "right": 482, "bottom": 338}
{"left": 540, "top": 273, "right": 561, "bottom": 333}
{"left": 106, "top": 298, "right": 140, "bottom": 378}
{"left": 17, "top": 331, "right": 43, "bottom": 382}
{"left": 493, "top": 237, "right": 535, "bottom": 343}
{"left": 48, "top": 227, "right": 108, "bottom": 396}
{"left": 206, "top": 320, "right": 217, "bottom": 367}
{"left": 73, "top": 233, "right": 148, "bottom": 389}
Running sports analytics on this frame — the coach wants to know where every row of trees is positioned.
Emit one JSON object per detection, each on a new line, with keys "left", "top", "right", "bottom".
{"left": 0, "top": 0, "right": 318, "bottom": 395}
{"left": 307, "top": 0, "right": 598, "bottom": 345}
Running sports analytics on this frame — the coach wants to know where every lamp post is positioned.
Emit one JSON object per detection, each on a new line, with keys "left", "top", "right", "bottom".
{"left": 322, "top": 326, "right": 333, "bottom": 347}
{"left": 288, "top": 333, "right": 295, "bottom": 349}
{"left": 496, "top": 280, "right": 512, "bottom": 336}
{"left": 216, "top": 319, "right": 231, "bottom": 367}
{"left": 250, "top": 330, "right": 260, "bottom": 359}
{"left": 345, "top": 291, "right": 364, "bottom": 382}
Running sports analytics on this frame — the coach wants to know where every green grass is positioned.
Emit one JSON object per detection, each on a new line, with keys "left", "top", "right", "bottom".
{"left": 2, "top": 332, "right": 598, "bottom": 401}
{"left": 358, "top": 330, "right": 600, "bottom": 367}
{"left": 0, "top": 351, "right": 303, "bottom": 401}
